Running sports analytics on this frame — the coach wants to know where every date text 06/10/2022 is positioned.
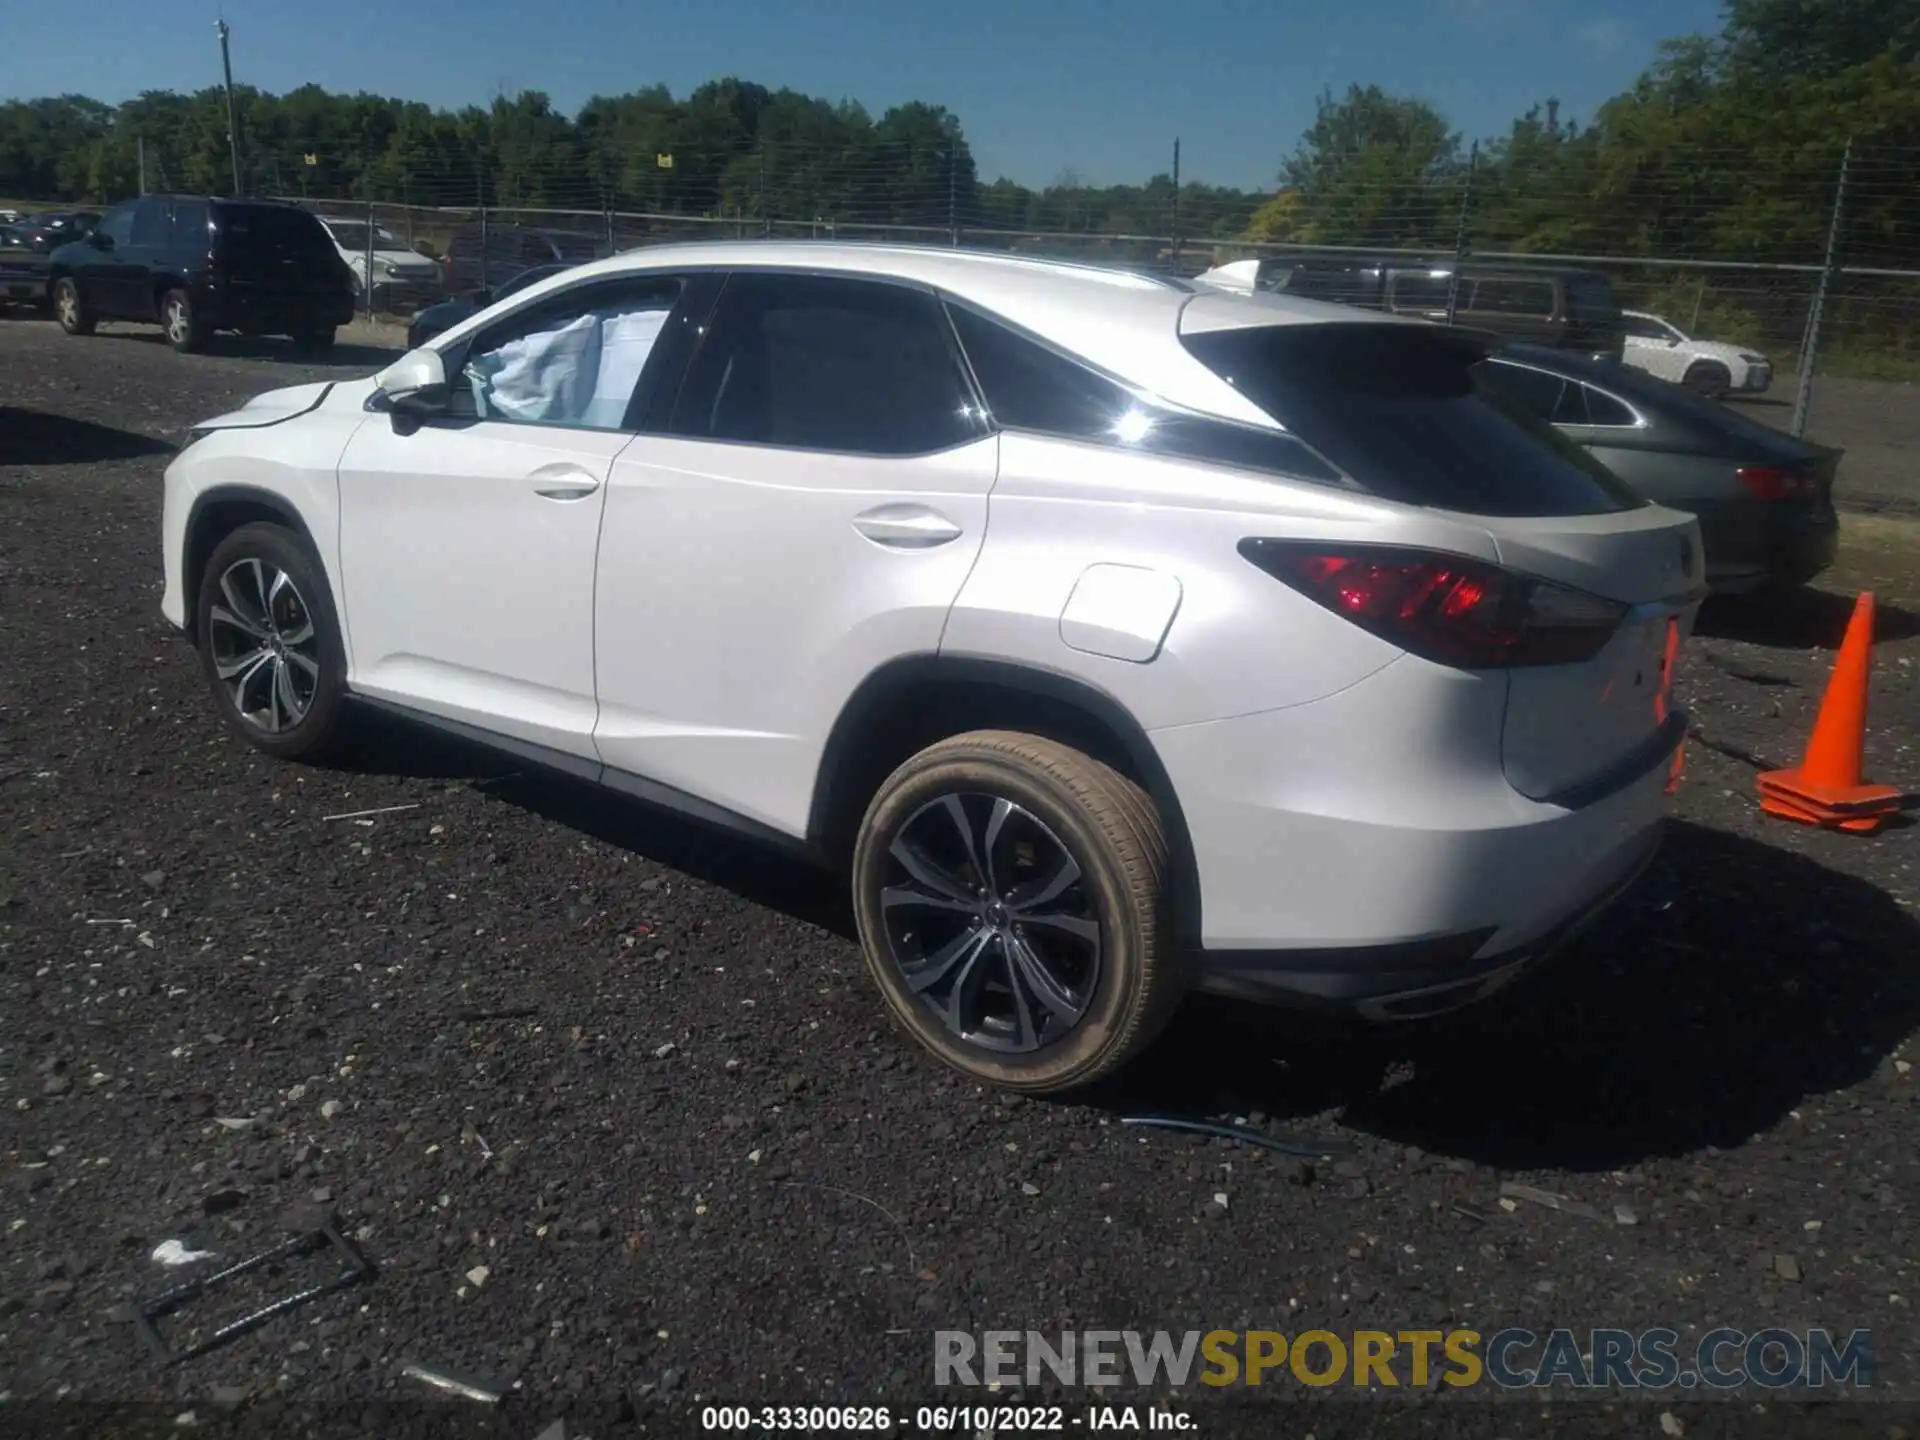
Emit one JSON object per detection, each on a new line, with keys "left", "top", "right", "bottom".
{"left": 698, "top": 1404, "right": 1195, "bottom": 1431}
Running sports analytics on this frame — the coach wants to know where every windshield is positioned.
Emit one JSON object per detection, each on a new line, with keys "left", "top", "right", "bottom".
{"left": 325, "top": 221, "right": 406, "bottom": 252}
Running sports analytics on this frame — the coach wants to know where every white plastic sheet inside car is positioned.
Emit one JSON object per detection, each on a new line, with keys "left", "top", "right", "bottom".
{"left": 466, "top": 304, "right": 670, "bottom": 429}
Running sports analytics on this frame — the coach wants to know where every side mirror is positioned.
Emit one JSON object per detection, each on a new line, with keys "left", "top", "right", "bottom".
{"left": 88, "top": 231, "right": 113, "bottom": 251}
{"left": 366, "top": 346, "right": 450, "bottom": 430}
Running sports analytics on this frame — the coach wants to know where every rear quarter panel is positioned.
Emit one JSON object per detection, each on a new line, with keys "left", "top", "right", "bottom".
{"left": 941, "top": 433, "right": 1509, "bottom": 730}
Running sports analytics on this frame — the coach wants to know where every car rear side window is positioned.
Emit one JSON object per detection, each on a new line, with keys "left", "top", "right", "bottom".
{"left": 1565, "top": 276, "right": 1619, "bottom": 321}
{"left": 1471, "top": 279, "right": 1555, "bottom": 316}
{"left": 1181, "top": 324, "right": 1645, "bottom": 517}
{"left": 1387, "top": 273, "right": 1453, "bottom": 311}
{"left": 130, "top": 198, "right": 168, "bottom": 248}
{"left": 1474, "top": 359, "right": 1588, "bottom": 425}
{"left": 169, "top": 200, "right": 210, "bottom": 254}
{"left": 949, "top": 302, "right": 1342, "bottom": 485}
{"left": 216, "top": 205, "right": 336, "bottom": 258}
{"left": 670, "top": 273, "right": 981, "bottom": 456}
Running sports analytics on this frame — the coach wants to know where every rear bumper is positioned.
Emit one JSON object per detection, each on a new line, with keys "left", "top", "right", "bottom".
{"left": 201, "top": 288, "right": 356, "bottom": 334}
{"left": 1703, "top": 507, "right": 1838, "bottom": 593}
{"left": 1150, "top": 657, "right": 1680, "bottom": 1014}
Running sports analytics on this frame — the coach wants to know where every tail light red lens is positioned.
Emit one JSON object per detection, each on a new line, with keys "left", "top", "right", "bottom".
{"left": 1736, "top": 466, "right": 1816, "bottom": 501}
{"left": 1240, "top": 540, "right": 1628, "bottom": 669}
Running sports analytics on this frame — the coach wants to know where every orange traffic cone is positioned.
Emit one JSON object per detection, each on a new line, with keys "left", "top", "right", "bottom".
{"left": 1757, "top": 591, "right": 1903, "bottom": 833}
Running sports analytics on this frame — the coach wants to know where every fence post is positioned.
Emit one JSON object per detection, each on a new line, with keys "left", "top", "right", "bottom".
{"left": 759, "top": 143, "right": 769, "bottom": 239}
{"left": 1169, "top": 137, "right": 1181, "bottom": 274}
{"left": 1790, "top": 137, "right": 1851, "bottom": 440}
{"left": 475, "top": 156, "right": 488, "bottom": 293}
{"left": 1688, "top": 275, "right": 1706, "bottom": 333}
{"left": 604, "top": 186, "right": 615, "bottom": 255}
{"left": 948, "top": 148, "right": 958, "bottom": 248}
{"left": 365, "top": 196, "right": 376, "bottom": 322}
{"left": 1445, "top": 141, "right": 1479, "bottom": 326}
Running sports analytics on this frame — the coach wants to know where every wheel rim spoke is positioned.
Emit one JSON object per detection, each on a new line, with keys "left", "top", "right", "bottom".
{"left": 1017, "top": 910, "right": 1101, "bottom": 946}
{"left": 901, "top": 927, "right": 992, "bottom": 995}
{"left": 887, "top": 834, "right": 972, "bottom": 905}
{"left": 1007, "top": 932, "right": 1089, "bottom": 1026}
{"left": 215, "top": 645, "right": 271, "bottom": 682}
{"left": 938, "top": 793, "right": 990, "bottom": 892}
{"left": 880, "top": 883, "right": 974, "bottom": 917}
{"left": 1008, "top": 851, "right": 1082, "bottom": 915}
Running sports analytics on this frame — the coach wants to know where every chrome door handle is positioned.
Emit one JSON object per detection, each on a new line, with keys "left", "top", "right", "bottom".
{"left": 852, "top": 503, "right": 963, "bottom": 549}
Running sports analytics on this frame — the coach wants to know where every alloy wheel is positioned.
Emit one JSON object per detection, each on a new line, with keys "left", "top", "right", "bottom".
{"left": 56, "top": 285, "right": 77, "bottom": 328}
{"left": 207, "top": 557, "right": 321, "bottom": 734}
{"left": 876, "top": 791, "right": 1102, "bottom": 1054}
{"left": 165, "top": 296, "right": 190, "bottom": 346}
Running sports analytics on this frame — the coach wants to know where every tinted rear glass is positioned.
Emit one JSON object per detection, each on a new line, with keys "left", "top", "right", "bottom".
{"left": 545, "top": 233, "right": 603, "bottom": 261}
{"left": 216, "top": 205, "right": 337, "bottom": 257}
{"left": 1180, "top": 324, "right": 1645, "bottom": 517}
{"left": 1565, "top": 275, "right": 1620, "bottom": 321}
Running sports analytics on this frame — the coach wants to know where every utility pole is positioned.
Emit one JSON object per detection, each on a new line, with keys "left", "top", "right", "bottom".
{"left": 216, "top": 19, "right": 243, "bottom": 197}
{"left": 1445, "top": 141, "right": 1479, "bottom": 326}
{"left": 137, "top": 135, "right": 147, "bottom": 196}
{"left": 1791, "top": 137, "right": 1851, "bottom": 440}
{"left": 947, "top": 148, "right": 958, "bottom": 247}
{"left": 1169, "top": 138, "right": 1181, "bottom": 273}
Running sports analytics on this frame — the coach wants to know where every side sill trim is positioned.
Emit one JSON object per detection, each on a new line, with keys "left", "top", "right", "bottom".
{"left": 351, "top": 695, "right": 816, "bottom": 860}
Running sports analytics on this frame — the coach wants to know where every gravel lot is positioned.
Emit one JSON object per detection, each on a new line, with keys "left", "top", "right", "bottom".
{"left": 2, "top": 316, "right": 1918, "bottom": 1438}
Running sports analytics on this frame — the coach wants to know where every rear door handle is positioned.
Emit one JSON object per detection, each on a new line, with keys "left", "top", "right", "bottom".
{"left": 852, "top": 503, "right": 963, "bottom": 549}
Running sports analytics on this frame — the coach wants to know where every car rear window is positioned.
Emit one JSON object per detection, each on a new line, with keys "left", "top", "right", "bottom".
{"left": 546, "top": 233, "right": 603, "bottom": 262}
{"left": 1565, "top": 275, "right": 1620, "bottom": 321}
{"left": 216, "top": 204, "right": 337, "bottom": 257}
{"left": 1180, "top": 323, "right": 1646, "bottom": 517}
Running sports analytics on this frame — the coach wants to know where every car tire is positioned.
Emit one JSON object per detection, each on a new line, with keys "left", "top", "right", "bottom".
{"left": 161, "top": 288, "right": 203, "bottom": 353}
{"left": 850, "top": 729, "right": 1182, "bottom": 1095}
{"left": 1682, "top": 361, "right": 1730, "bottom": 399}
{"left": 292, "top": 328, "right": 337, "bottom": 358}
{"left": 53, "top": 278, "right": 94, "bottom": 335}
{"left": 195, "top": 522, "right": 349, "bottom": 763}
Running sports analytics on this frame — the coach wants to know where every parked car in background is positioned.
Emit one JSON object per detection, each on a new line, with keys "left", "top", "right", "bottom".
{"left": 161, "top": 242, "right": 1702, "bottom": 1093}
{"left": 0, "top": 225, "right": 52, "bottom": 313}
{"left": 0, "top": 208, "right": 25, "bottom": 225}
{"left": 48, "top": 195, "right": 355, "bottom": 355}
{"left": 405, "top": 261, "right": 572, "bottom": 348}
{"left": 19, "top": 209, "right": 100, "bottom": 251}
{"left": 440, "top": 220, "right": 606, "bottom": 294}
{"left": 1620, "top": 309, "right": 1773, "bottom": 399}
{"left": 313, "top": 214, "right": 442, "bottom": 312}
{"left": 1475, "top": 344, "right": 1835, "bottom": 594}
{"left": 1194, "top": 256, "right": 1626, "bottom": 361}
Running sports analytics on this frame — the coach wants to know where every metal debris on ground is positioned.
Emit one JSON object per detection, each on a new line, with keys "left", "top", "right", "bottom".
{"left": 400, "top": 1361, "right": 503, "bottom": 1404}
{"left": 1498, "top": 1180, "right": 1604, "bottom": 1220}
{"left": 131, "top": 1220, "right": 376, "bottom": 1366}
{"left": 1119, "top": 1114, "right": 1355, "bottom": 1158}
{"left": 321, "top": 803, "right": 422, "bottom": 822}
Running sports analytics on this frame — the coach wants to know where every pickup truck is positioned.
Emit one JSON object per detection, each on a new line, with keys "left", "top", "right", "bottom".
{"left": 0, "top": 225, "right": 52, "bottom": 313}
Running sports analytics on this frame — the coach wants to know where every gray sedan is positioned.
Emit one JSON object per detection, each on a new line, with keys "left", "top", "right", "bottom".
{"left": 1476, "top": 344, "right": 1839, "bottom": 595}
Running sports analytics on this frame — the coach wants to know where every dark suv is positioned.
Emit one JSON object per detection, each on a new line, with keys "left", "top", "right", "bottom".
{"left": 48, "top": 196, "right": 356, "bottom": 354}
{"left": 1201, "top": 256, "right": 1626, "bottom": 362}
{"left": 440, "top": 221, "right": 607, "bottom": 294}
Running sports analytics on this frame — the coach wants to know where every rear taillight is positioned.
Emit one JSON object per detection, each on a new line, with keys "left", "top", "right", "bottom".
{"left": 1736, "top": 466, "right": 1817, "bottom": 502}
{"left": 1240, "top": 540, "right": 1627, "bottom": 669}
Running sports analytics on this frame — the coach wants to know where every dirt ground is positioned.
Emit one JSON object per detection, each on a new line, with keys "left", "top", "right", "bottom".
{"left": 1, "top": 316, "right": 1917, "bottom": 1439}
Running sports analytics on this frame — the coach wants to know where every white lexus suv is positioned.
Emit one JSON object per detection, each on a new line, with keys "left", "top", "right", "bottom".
{"left": 160, "top": 242, "right": 1704, "bottom": 1093}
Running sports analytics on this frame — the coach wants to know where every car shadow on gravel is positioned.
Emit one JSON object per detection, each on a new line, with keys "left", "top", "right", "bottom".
{"left": 1693, "top": 585, "right": 1920, "bottom": 649}
{"left": 332, "top": 710, "right": 857, "bottom": 938}
{"left": 0, "top": 406, "right": 177, "bottom": 465}
{"left": 1100, "top": 819, "right": 1920, "bottom": 1172}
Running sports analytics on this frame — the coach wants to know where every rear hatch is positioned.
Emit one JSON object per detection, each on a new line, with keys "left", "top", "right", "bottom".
{"left": 0, "top": 231, "right": 48, "bottom": 298}
{"left": 213, "top": 204, "right": 351, "bottom": 301}
{"left": 1178, "top": 312, "right": 1703, "bottom": 806}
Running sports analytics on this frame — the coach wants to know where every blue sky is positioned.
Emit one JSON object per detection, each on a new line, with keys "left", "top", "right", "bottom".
{"left": 2, "top": 0, "right": 1726, "bottom": 188}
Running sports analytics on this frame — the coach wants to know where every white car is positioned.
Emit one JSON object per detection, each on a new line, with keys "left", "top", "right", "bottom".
{"left": 314, "top": 215, "right": 442, "bottom": 310}
{"left": 160, "top": 242, "right": 1704, "bottom": 1093}
{"left": 1621, "top": 310, "right": 1773, "bottom": 398}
